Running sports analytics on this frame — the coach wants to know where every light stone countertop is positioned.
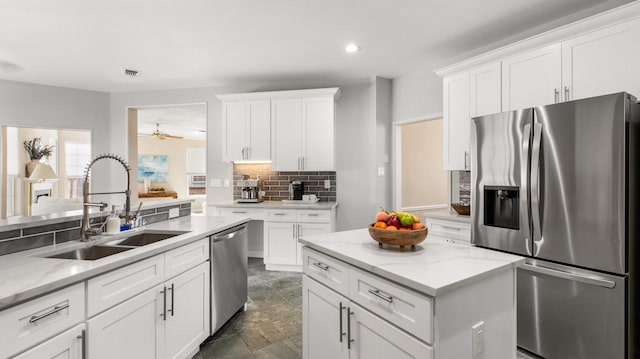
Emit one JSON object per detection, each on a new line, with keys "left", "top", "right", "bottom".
{"left": 211, "top": 200, "right": 338, "bottom": 210}
{"left": 299, "top": 228, "right": 523, "bottom": 297}
{"left": 0, "top": 214, "right": 249, "bottom": 310}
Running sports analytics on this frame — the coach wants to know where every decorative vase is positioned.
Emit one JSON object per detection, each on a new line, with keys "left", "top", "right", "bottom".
{"left": 26, "top": 159, "right": 40, "bottom": 178}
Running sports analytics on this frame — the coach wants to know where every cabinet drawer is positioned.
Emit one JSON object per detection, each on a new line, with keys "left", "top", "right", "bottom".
{"left": 0, "top": 282, "right": 85, "bottom": 359}
{"left": 165, "top": 238, "right": 209, "bottom": 280}
{"left": 265, "top": 209, "right": 297, "bottom": 222}
{"left": 217, "top": 207, "right": 264, "bottom": 220}
{"left": 302, "top": 247, "right": 349, "bottom": 296}
{"left": 87, "top": 254, "right": 165, "bottom": 317}
{"left": 297, "top": 210, "right": 331, "bottom": 223}
{"left": 349, "top": 267, "right": 433, "bottom": 344}
{"left": 427, "top": 218, "right": 470, "bottom": 242}
{"left": 12, "top": 323, "right": 85, "bottom": 359}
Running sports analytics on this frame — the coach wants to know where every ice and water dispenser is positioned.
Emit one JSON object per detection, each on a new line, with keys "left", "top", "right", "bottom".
{"left": 483, "top": 186, "right": 519, "bottom": 230}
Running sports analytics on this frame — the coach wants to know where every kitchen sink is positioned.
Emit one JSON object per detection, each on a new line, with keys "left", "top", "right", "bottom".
{"left": 104, "top": 230, "right": 189, "bottom": 247}
{"left": 46, "top": 245, "right": 133, "bottom": 260}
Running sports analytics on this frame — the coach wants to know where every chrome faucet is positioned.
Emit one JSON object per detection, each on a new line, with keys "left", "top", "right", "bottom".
{"left": 81, "top": 154, "right": 131, "bottom": 241}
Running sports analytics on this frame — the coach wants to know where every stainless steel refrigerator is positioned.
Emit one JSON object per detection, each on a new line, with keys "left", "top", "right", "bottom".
{"left": 470, "top": 92, "right": 640, "bottom": 359}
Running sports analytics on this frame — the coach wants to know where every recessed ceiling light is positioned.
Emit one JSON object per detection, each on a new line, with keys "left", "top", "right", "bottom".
{"left": 345, "top": 43, "right": 361, "bottom": 53}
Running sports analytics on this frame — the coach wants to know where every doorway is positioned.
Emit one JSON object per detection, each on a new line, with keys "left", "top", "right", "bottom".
{"left": 127, "top": 103, "right": 207, "bottom": 213}
{"left": 393, "top": 117, "right": 448, "bottom": 214}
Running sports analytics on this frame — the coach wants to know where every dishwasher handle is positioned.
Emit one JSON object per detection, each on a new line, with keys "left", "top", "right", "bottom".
{"left": 212, "top": 225, "right": 247, "bottom": 242}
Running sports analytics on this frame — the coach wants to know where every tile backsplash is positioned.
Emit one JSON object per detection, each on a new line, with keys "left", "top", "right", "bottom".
{"left": 233, "top": 163, "right": 336, "bottom": 202}
{"left": 451, "top": 171, "right": 471, "bottom": 204}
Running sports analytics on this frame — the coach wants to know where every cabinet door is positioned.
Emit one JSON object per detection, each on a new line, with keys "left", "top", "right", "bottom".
{"left": 247, "top": 100, "right": 271, "bottom": 161}
{"left": 502, "top": 43, "right": 561, "bottom": 111}
{"left": 470, "top": 62, "right": 501, "bottom": 117}
{"left": 562, "top": 19, "right": 640, "bottom": 101}
{"left": 264, "top": 221, "right": 298, "bottom": 265}
{"left": 297, "top": 223, "right": 332, "bottom": 265}
{"left": 88, "top": 285, "right": 164, "bottom": 359}
{"left": 13, "top": 324, "right": 85, "bottom": 359}
{"left": 271, "top": 98, "right": 302, "bottom": 171}
{"left": 223, "top": 101, "right": 247, "bottom": 162}
{"left": 302, "top": 97, "right": 335, "bottom": 171}
{"left": 302, "top": 276, "right": 348, "bottom": 359}
{"left": 349, "top": 302, "right": 433, "bottom": 359}
{"left": 165, "top": 262, "right": 210, "bottom": 359}
{"left": 443, "top": 72, "right": 470, "bottom": 170}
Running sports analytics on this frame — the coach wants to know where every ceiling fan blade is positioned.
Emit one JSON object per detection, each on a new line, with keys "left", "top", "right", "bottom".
{"left": 163, "top": 134, "right": 184, "bottom": 139}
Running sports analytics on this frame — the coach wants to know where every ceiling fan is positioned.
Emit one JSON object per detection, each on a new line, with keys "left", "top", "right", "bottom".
{"left": 145, "top": 123, "right": 184, "bottom": 140}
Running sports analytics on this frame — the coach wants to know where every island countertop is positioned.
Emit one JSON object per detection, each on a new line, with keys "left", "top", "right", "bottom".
{"left": 0, "top": 214, "right": 249, "bottom": 310}
{"left": 299, "top": 228, "right": 524, "bottom": 297}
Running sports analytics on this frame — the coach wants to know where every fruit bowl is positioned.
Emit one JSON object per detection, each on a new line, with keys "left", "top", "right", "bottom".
{"left": 368, "top": 224, "right": 428, "bottom": 251}
{"left": 451, "top": 203, "right": 470, "bottom": 216}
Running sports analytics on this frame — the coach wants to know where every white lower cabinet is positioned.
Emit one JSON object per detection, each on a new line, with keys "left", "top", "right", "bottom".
{"left": 303, "top": 275, "right": 432, "bottom": 359}
{"left": 87, "top": 284, "right": 163, "bottom": 359}
{"left": 425, "top": 216, "right": 471, "bottom": 245}
{"left": 264, "top": 209, "right": 334, "bottom": 271}
{"left": 88, "top": 261, "right": 210, "bottom": 359}
{"left": 13, "top": 324, "right": 85, "bottom": 359}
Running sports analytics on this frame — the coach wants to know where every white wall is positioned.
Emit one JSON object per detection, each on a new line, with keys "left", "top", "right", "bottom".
{"left": 374, "top": 77, "right": 393, "bottom": 212}
{"left": 392, "top": 70, "right": 443, "bottom": 122}
{"left": 0, "top": 79, "right": 111, "bottom": 216}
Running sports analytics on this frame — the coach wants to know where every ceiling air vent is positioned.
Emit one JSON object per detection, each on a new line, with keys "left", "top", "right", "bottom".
{"left": 123, "top": 68, "right": 141, "bottom": 78}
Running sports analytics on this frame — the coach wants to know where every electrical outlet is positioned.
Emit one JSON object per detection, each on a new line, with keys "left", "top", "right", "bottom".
{"left": 324, "top": 179, "right": 331, "bottom": 189}
{"left": 169, "top": 208, "right": 179, "bottom": 219}
{"left": 210, "top": 178, "right": 221, "bottom": 187}
{"left": 223, "top": 179, "right": 230, "bottom": 187}
{"left": 377, "top": 167, "right": 385, "bottom": 177}
{"left": 472, "top": 321, "right": 485, "bottom": 358}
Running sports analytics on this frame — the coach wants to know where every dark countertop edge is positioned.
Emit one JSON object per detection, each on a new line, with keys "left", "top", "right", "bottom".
{"left": 299, "top": 239, "right": 524, "bottom": 297}
{"left": 0, "top": 216, "right": 249, "bottom": 311}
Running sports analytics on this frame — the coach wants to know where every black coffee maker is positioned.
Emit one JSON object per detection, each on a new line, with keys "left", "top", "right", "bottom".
{"left": 289, "top": 181, "right": 304, "bottom": 200}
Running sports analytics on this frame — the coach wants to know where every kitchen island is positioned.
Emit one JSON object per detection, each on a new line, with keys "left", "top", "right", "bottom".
{"left": 300, "top": 229, "right": 524, "bottom": 359}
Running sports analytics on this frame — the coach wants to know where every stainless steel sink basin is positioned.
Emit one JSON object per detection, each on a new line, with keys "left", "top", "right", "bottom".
{"left": 105, "top": 231, "right": 189, "bottom": 247}
{"left": 46, "top": 245, "right": 133, "bottom": 260}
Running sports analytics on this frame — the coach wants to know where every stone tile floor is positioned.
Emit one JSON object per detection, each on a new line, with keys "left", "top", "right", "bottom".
{"left": 192, "top": 258, "right": 303, "bottom": 359}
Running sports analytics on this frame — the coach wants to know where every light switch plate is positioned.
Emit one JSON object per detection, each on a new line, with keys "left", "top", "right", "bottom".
{"left": 210, "top": 178, "right": 221, "bottom": 187}
{"left": 169, "top": 208, "right": 179, "bottom": 219}
{"left": 324, "top": 179, "right": 331, "bottom": 189}
{"left": 377, "top": 167, "right": 385, "bottom": 177}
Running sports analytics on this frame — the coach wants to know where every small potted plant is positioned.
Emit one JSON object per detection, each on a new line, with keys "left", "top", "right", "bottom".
{"left": 24, "top": 137, "right": 54, "bottom": 177}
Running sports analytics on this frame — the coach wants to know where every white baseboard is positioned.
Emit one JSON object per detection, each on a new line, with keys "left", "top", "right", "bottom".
{"left": 265, "top": 263, "right": 302, "bottom": 272}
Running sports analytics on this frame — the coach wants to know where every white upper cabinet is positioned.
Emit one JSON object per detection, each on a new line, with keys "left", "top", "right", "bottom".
{"left": 271, "top": 98, "right": 303, "bottom": 171}
{"left": 218, "top": 88, "right": 340, "bottom": 169}
{"left": 301, "top": 97, "right": 335, "bottom": 171}
{"left": 501, "top": 43, "right": 562, "bottom": 111}
{"left": 222, "top": 100, "right": 270, "bottom": 162}
{"left": 470, "top": 62, "right": 501, "bottom": 117}
{"left": 562, "top": 19, "right": 640, "bottom": 101}
{"left": 443, "top": 72, "right": 470, "bottom": 171}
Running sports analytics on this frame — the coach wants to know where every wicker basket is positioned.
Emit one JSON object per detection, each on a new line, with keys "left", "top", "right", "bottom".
{"left": 368, "top": 224, "right": 428, "bottom": 251}
{"left": 451, "top": 203, "right": 470, "bottom": 216}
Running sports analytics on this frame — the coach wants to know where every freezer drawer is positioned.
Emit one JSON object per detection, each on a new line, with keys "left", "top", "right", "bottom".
{"left": 517, "top": 259, "right": 626, "bottom": 359}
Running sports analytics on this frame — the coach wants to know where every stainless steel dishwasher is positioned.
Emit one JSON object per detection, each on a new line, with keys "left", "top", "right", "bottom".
{"left": 210, "top": 223, "right": 248, "bottom": 334}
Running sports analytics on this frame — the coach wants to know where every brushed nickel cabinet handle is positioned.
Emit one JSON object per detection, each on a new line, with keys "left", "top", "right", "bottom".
{"left": 29, "top": 303, "right": 69, "bottom": 323}
{"left": 168, "top": 283, "right": 175, "bottom": 316}
{"left": 554, "top": 88, "right": 559, "bottom": 103}
{"left": 77, "top": 329, "right": 86, "bottom": 359}
{"left": 347, "top": 307, "right": 354, "bottom": 349}
{"left": 564, "top": 86, "right": 570, "bottom": 102}
{"left": 313, "top": 261, "right": 329, "bottom": 271}
{"left": 161, "top": 286, "right": 167, "bottom": 320}
{"left": 368, "top": 289, "right": 393, "bottom": 303}
{"left": 339, "top": 302, "right": 346, "bottom": 343}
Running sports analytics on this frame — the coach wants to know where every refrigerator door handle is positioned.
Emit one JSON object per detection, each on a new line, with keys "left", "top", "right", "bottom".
{"left": 521, "top": 263, "right": 616, "bottom": 289}
{"left": 521, "top": 124, "right": 532, "bottom": 243}
{"left": 531, "top": 122, "right": 543, "bottom": 247}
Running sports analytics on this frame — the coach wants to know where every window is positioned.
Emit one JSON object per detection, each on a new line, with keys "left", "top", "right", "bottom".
{"left": 65, "top": 142, "right": 91, "bottom": 198}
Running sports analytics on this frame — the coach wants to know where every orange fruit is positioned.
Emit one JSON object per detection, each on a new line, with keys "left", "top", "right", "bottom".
{"left": 375, "top": 211, "right": 389, "bottom": 222}
{"left": 412, "top": 223, "right": 425, "bottom": 230}
{"left": 374, "top": 221, "right": 387, "bottom": 229}
{"left": 386, "top": 225, "right": 398, "bottom": 231}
